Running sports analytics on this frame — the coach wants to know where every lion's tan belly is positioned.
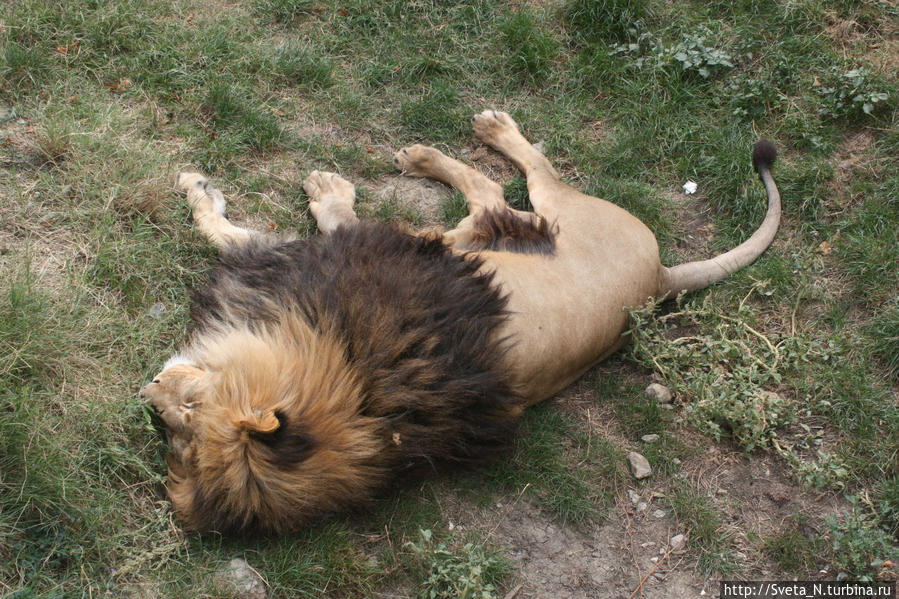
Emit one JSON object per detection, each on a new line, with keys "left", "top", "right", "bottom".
{"left": 477, "top": 196, "right": 662, "bottom": 405}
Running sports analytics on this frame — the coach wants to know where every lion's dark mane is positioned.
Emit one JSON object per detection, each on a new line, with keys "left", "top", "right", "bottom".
{"left": 189, "top": 222, "right": 520, "bottom": 470}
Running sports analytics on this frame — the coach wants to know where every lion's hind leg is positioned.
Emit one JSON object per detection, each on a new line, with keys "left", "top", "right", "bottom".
{"left": 302, "top": 171, "right": 359, "bottom": 234}
{"left": 472, "top": 110, "right": 570, "bottom": 220}
{"left": 178, "top": 173, "right": 254, "bottom": 249}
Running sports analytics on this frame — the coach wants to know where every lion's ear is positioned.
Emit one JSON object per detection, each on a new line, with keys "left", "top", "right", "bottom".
{"left": 231, "top": 409, "right": 281, "bottom": 434}
{"left": 247, "top": 411, "right": 317, "bottom": 466}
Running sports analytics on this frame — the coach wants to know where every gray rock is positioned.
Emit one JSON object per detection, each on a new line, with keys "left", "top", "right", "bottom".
{"left": 641, "top": 434, "right": 660, "bottom": 443}
{"left": 149, "top": 303, "right": 166, "bottom": 320}
{"left": 213, "top": 558, "right": 267, "bottom": 599}
{"left": 645, "top": 383, "right": 673, "bottom": 404}
{"left": 627, "top": 489, "right": 641, "bottom": 505}
{"left": 652, "top": 509, "right": 666, "bottom": 519}
{"left": 627, "top": 452, "right": 652, "bottom": 479}
{"left": 670, "top": 534, "right": 686, "bottom": 549}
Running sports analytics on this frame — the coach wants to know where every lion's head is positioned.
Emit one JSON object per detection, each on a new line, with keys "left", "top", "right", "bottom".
{"left": 141, "top": 321, "right": 390, "bottom": 534}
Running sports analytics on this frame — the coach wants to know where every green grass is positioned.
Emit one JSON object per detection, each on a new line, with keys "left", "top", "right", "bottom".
{"left": 761, "top": 518, "right": 828, "bottom": 576}
{"left": 476, "top": 404, "right": 624, "bottom": 525}
{"left": 1, "top": 0, "right": 897, "bottom": 594}
{"left": 667, "top": 483, "right": 739, "bottom": 577}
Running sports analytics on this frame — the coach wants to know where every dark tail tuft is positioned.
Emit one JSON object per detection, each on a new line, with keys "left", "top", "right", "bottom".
{"left": 752, "top": 139, "right": 777, "bottom": 174}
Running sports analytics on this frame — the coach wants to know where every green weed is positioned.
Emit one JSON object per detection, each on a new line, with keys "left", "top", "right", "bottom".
{"left": 406, "top": 529, "right": 510, "bottom": 599}
{"left": 626, "top": 288, "right": 802, "bottom": 452}
{"left": 817, "top": 67, "right": 894, "bottom": 121}
{"left": 828, "top": 495, "right": 899, "bottom": 581}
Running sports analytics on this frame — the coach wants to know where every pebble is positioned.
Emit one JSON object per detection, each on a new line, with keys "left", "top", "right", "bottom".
{"left": 149, "top": 303, "right": 166, "bottom": 319}
{"left": 213, "top": 558, "right": 267, "bottom": 599}
{"left": 645, "top": 383, "right": 673, "bottom": 404}
{"left": 636, "top": 501, "right": 648, "bottom": 512}
{"left": 641, "top": 434, "right": 660, "bottom": 443}
{"left": 627, "top": 452, "right": 652, "bottom": 479}
{"left": 627, "top": 489, "right": 641, "bottom": 505}
{"left": 652, "top": 509, "right": 666, "bottom": 519}
{"left": 670, "top": 534, "right": 686, "bottom": 549}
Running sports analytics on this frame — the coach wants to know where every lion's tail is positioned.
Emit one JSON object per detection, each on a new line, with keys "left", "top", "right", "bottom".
{"left": 658, "top": 140, "right": 781, "bottom": 299}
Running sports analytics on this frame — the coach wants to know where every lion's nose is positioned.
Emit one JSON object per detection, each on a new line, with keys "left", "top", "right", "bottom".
{"left": 138, "top": 379, "right": 161, "bottom": 400}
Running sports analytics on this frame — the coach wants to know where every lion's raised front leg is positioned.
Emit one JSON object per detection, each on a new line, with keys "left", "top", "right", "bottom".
{"left": 393, "top": 144, "right": 546, "bottom": 250}
{"left": 177, "top": 173, "right": 254, "bottom": 249}
{"left": 302, "top": 170, "right": 359, "bottom": 234}
{"left": 393, "top": 144, "right": 506, "bottom": 215}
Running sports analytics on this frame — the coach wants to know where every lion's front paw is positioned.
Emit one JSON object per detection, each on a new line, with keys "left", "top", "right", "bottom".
{"left": 303, "top": 171, "right": 355, "bottom": 205}
{"left": 303, "top": 171, "right": 358, "bottom": 232}
{"left": 472, "top": 110, "right": 520, "bottom": 145}
{"left": 393, "top": 144, "right": 442, "bottom": 177}
{"left": 178, "top": 172, "right": 227, "bottom": 217}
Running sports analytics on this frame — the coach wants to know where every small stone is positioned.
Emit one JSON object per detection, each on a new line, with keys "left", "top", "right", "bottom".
{"left": 650, "top": 556, "right": 659, "bottom": 563}
{"left": 670, "top": 534, "right": 686, "bottom": 549}
{"left": 672, "top": 458, "right": 681, "bottom": 466}
{"left": 627, "top": 489, "right": 641, "bottom": 505}
{"left": 213, "top": 558, "right": 267, "bottom": 599}
{"left": 149, "top": 303, "right": 166, "bottom": 319}
{"left": 652, "top": 509, "right": 665, "bottom": 519}
{"left": 627, "top": 452, "right": 652, "bottom": 479}
{"left": 641, "top": 434, "right": 660, "bottom": 443}
{"left": 636, "top": 501, "right": 648, "bottom": 512}
{"left": 645, "top": 383, "right": 673, "bottom": 404}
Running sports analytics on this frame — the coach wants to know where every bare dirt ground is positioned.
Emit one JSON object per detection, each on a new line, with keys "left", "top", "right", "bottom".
{"left": 430, "top": 381, "right": 843, "bottom": 599}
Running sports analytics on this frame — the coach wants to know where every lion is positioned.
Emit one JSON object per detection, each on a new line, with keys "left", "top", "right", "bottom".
{"left": 140, "top": 110, "right": 780, "bottom": 534}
